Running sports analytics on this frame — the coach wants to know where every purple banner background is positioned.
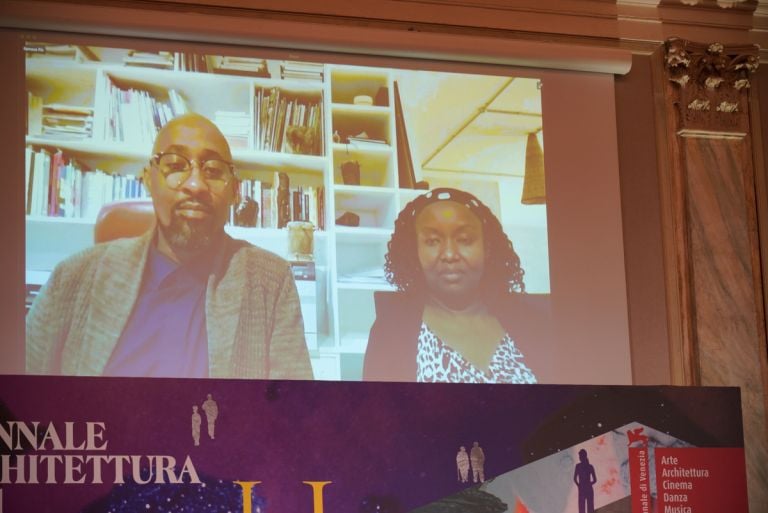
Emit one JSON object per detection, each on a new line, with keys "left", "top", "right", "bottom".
{"left": 0, "top": 376, "right": 743, "bottom": 512}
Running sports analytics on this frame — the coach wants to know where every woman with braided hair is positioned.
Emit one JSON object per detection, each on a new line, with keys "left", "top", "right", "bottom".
{"left": 363, "top": 188, "right": 547, "bottom": 383}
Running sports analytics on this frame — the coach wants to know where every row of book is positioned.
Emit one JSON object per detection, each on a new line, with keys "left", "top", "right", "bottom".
{"left": 122, "top": 51, "right": 211, "bottom": 73}
{"left": 254, "top": 87, "right": 324, "bottom": 155}
{"left": 94, "top": 77, "right": 189, "bottom": 144}
{"left": 30, "top": 80, "right": 325, "bottom": 155}
{"left": 25, "top": 43, "right": 321, "bottom": 81}
{"left": 231, "top": 174, "right": 325, "bottom": 230}
{"left": 123, "top": 51, "right": 272, "bottom": 77}
{"left": 123, "top": 52, "right": 272, "bottom": 77}
{"left": 25, "top": 147, "right": 148, "bottom": 219}
{"left": 28, "top": 89, "right": 325, "bottom": 155}
{"left": 25, "top": 145, "right": 328, "bottom": 230}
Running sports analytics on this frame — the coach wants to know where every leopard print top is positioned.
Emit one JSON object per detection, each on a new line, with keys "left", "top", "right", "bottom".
{"left": 415, "top": 323, "right": 537, "bottom": 384}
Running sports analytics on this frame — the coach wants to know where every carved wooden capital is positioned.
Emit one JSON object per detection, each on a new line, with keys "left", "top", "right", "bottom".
{"left": 664, "top": 38, "right": 759, "bottom": 133}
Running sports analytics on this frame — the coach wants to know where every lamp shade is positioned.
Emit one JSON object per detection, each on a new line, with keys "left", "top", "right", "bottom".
{"left": 521, "top": 131, "right": 546, "bottom": 205}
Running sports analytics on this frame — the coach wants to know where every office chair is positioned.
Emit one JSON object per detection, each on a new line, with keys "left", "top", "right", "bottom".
{"left": 94, "top": 200, "right": 155, "bottom": 243}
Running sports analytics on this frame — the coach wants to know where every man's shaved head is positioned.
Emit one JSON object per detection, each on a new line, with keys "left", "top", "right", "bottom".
{"left": 152, "top": 113, "right": 232, "bottom": 161}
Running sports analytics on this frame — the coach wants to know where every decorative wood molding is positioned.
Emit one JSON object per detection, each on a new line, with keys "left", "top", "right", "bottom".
{"left": 658, "top": 36, "right": 768, "bottom": 508}
{"left": 665, "top": 38, "right": 759, "bottom": 134}
{"left": 659, "top": 0, "right": 755, "bottom": 10}
{"left": 0, "top": 0, "right": 634, "bottom": 75}
{"left": 659, "top": 38, "right": 759, "bottom": 386}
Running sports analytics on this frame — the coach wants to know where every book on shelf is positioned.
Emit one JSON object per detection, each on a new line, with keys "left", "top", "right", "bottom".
{"left": 29, "top": 148, "right": 51, "bottom": 217}
{"left": 25, "top": 147, "right": 34, "bottom": 214}
{"left": 228, "top": 176, "right": 325, "bottom": 230}
{"left": 95, "top": 75, "right": 188, "bottom": 143}
{"left": 25, "top": 146, "right": 148, "bottom": 219}
{"left": 27, "top": 93, "right": 43, "bottom": 136}
{"left": 124, "top": 50, "right": 174, "bottom": 69}
{"left": 40, "top": 103, "right": 94, "bottom": 140}
{"left": 173, "top": 52, "right": 212, "bottom": 73}
{"left": 48, "top": 150, "right": 65, "bottom": 216}
{"left": 254, "top": 87, "right": 324, "bottom": 155}
{"left": 280, "top": 61, "right": 324, "bottom": 81}
{"left": 42, "top": 104, "right": 94, "bottom": 116}
{"left": 209, "top": 56, "right": 269, "bottom": 77}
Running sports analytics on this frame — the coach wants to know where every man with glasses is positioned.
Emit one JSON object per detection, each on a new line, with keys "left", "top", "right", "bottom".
{"left": 27, "top": 113, "right": 313, "bottom": 380}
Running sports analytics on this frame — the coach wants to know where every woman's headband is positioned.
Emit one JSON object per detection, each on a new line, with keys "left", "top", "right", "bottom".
{"left": 410, "top": 187, "right": 485, "bottom": 219}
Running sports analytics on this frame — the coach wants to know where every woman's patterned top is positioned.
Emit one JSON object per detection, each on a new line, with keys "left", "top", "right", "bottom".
{"left": 416, "top": 322, "right": 537, "bottom": 383}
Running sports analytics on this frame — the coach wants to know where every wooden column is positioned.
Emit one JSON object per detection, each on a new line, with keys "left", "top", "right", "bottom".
{"left": 660, "top": 38, "right": 768, "bottom": 511}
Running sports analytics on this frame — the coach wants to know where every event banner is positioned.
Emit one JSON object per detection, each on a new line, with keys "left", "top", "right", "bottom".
{"left": 0, "top": 376, "right": 748, "bottom": 513}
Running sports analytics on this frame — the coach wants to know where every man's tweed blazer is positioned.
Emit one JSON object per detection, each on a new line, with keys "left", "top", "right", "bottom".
{"left": 26, "top": 230, "right": 313, "bottom": 379}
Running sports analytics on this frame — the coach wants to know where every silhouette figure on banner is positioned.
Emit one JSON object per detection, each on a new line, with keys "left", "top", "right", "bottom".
{"left": 573, "top": 448, "right": 597, "bottom": 513}
{"left": 470, "top": 441, "right": 485, "bottom": 483}
{"left": 202, "top": 393, "right": 219, "bottom": 440}
{"left": 456, "top": 446, "right": 470, "bottom": 483}
{"left": 191, "top": 405, "right": 201, "bottom": 446}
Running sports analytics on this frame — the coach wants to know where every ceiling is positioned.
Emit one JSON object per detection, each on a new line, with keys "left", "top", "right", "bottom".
{"left": 394, "top": 70, "right": 543, "bottom": 179}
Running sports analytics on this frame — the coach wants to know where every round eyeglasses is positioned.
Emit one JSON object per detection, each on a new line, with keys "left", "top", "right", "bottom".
{"left": 151, "top": 152, "right": 235, "bottom": 191}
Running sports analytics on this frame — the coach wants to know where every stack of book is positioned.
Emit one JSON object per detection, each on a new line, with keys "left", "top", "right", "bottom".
{"left": 214, "top": 111, "right": 250, "bottom": 149}
{"left": 281, "top": 61, "right": 324, "bottom": 82}
{"left": 211, "top": 56, "right": 269, "bottom": 77}
{"left": 29, "top": 95, "right": 93, "bottom": 140}
{"left": 41, "top": 104, "right": 94, "bottom": 140}
{"left": 25, "top": 147, "right": 148, "bottom": 219}
{"left": 97, "top": 76, "right": 188, "bottom": 143}
{"left": 254, "top": 87, "right": 324, "bottom": 155}
{"left": 123, "top": 50, "right": 174, "bottom": 69}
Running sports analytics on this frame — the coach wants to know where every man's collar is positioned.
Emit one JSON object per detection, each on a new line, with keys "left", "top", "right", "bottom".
{"left": 146, "top": 232, "right": 226, "bottom": 287}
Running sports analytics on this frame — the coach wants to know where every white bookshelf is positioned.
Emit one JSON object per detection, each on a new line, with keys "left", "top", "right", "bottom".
{"left": 24, "top": 50, "right": 405, "bottom": 381}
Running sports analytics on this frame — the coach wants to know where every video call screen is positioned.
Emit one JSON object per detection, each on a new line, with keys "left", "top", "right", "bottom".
{"left": 14, "top": 31, "right": 632, "bottom": 384}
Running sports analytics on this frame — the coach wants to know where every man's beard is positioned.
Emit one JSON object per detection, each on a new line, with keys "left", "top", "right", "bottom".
{"left": 160, "top": 210, "right": 219, "bottom": 252}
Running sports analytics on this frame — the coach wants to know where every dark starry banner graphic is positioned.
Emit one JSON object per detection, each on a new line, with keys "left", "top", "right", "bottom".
{"left": 0, "top": 376, "right": 748, "bottom": 513}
